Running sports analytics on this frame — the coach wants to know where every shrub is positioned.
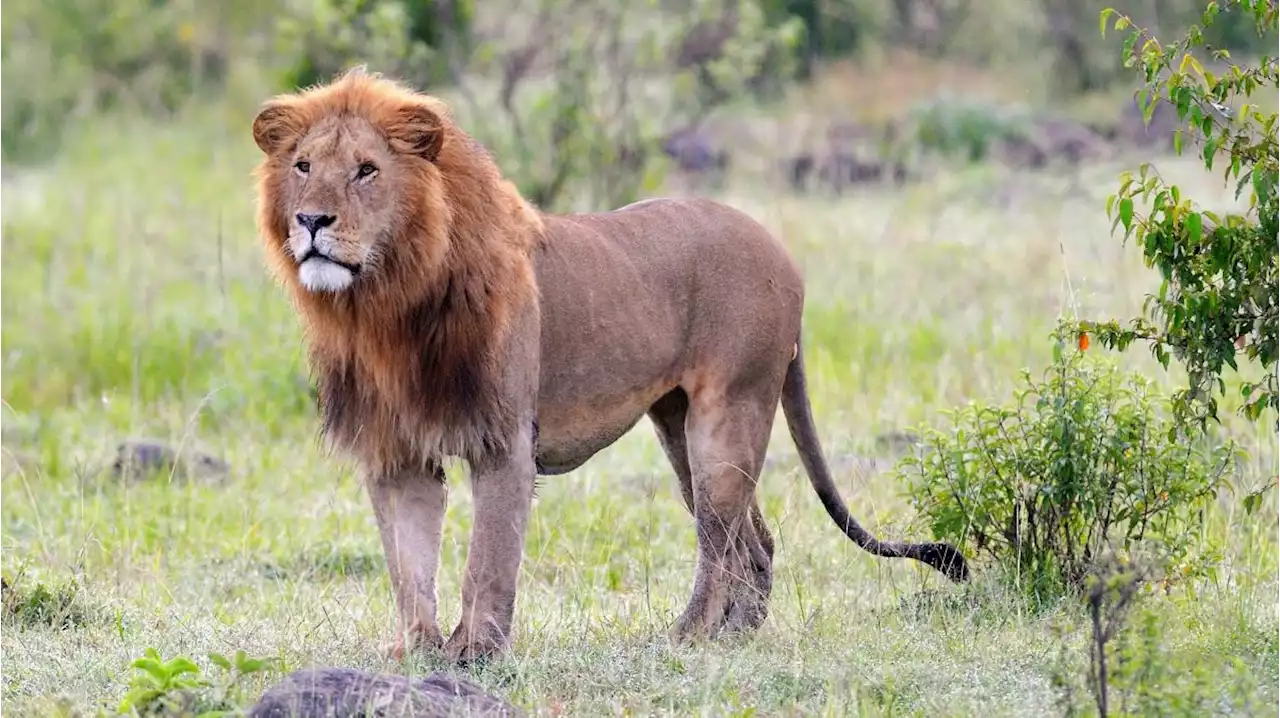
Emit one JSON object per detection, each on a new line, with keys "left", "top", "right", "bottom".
{"left": 273, "top": 0, "right": 474, "bottom": 92}
{"left": 901, "top": 96, "right": 1035, "bottom": 164}
{"left": 900, "top": 333, "right": 1237, "bottom": 598}
{"left": 759, "top": 0, "right": 891, "bottom": 76}
{"left": 1082, "top": 1, "right": 1278, "bottom": 428}
{"left": 1, "top": 572, "right": 96, "bottom": 630}
{"left": 1049, "top": 554, "right": 1263, "bottom": 717}
{"left": 1, "top": 0, "right": 252, "bottom": 163}
{"left": 115, "top": 647, "right": 277, "bottom": 717}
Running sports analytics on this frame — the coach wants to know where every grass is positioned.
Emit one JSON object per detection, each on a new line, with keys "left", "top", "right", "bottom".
{"left": 1, "top": 88, "right": 1277, "bottom": 717}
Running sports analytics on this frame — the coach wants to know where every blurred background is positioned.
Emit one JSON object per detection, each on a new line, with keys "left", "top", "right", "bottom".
{"left": 2, "top": 0, "right": 1275, "bottom": 206}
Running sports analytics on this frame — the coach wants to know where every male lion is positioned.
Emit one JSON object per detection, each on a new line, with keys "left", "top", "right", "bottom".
{"left": 251, "top": 68, "right": 967, "bottom": 664}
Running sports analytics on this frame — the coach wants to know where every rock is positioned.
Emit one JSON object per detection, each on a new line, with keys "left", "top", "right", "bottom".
{"left": 661, "top": 128, "right": 730, "bottom": 174}
{"left": 989, "top": 116, "right": 1110, "bottom": 169}
{"left": 786, "top": 150, "right": 907, "bottom": 194}
{"left": 110, "top": 438, "right": 230, "bottom": 483}
{"left": 1034, "top": 116, "right": 1110, "bottom": 164}
{"left": 248, "top": 667, "right": 523, "bottom": 718}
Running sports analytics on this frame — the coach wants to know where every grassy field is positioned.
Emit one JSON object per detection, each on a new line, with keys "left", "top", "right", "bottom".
{"left": 2, "top": 87, "right": 1277, "bottom": 716}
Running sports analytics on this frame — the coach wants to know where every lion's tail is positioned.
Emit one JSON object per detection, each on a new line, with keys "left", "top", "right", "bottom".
{"left": 779, "top": 337, "right": 970, "bottom": 583}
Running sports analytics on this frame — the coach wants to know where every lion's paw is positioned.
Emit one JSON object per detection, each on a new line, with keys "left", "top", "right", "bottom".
{"left": 443, "top": 621, "right": 510, "bottom": 666}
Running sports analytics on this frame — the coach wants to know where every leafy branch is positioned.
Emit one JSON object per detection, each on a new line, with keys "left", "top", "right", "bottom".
{"left": 1081, "top": 1, "right": 1278, "bottom": 428}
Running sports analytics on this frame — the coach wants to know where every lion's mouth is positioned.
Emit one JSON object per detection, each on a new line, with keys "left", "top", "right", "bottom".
{"left": 300, "top": 247, "right": 361, "bottom": 275}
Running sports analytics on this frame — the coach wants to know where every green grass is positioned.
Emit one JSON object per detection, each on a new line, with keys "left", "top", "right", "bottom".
{"left": 2, "top": 100, "right": 1276, "bottom": 717}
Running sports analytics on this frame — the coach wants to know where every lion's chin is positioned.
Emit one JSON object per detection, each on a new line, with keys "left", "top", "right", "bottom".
{"left": 298, "top": 257, "right": 355, "bottom": 293}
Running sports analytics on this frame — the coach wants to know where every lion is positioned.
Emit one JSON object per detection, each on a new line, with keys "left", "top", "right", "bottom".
{"left": 250, "top": 67, "right": 968, "bottom": 664}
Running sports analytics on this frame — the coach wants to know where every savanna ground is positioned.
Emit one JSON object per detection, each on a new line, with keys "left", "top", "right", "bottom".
{"left": 2, "top": 58, "right": 1277, "bottom": 716}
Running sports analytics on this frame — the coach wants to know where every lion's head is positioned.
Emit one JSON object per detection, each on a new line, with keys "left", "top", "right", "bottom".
{"left": 251, "top": 68, "right": 461, "bottom": 295}
{"left": 251, "top": 68, "right": 545, "bottom": 471}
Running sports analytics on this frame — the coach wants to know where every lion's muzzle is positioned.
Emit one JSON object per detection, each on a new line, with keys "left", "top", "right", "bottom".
{"left": 293, "top": 212, "right": 362, "bottom": 293}
{"left": 300, "top": 246, "right": 361, "bottom": 275}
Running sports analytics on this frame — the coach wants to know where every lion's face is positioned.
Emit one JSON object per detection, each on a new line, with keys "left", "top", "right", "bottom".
{"left": 252, "top": 88, "right": 446, "bottom": 294}
{"left": 279, "top": 117, "right": 406, "bottom": 293}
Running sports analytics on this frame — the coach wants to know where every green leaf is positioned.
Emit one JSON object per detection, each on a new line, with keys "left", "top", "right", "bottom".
{"left": 1099, "top": 8, "right": 1115, "bottom": 37}
{"left": 166, "top": 657, "right": 202, "bottom": 677}
{"left": 1243, "top": 493, "right": 1261, "bottom": 516}
{"left": 131, "top": 658, "right": 167, "bottom": 679}
{"left": 1203, "top": 136, "right": 1219, "bottom": 167}
{"left": 1118, "top": 197, "right": 1135, "bottom": 232}
{"left": 208, "top": 652, "right": 232, "bottom": 670}
{"left": 1186, "top": 212, "right": 1202, "bottom": 245}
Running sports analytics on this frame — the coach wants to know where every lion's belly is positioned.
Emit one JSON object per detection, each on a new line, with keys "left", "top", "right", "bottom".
{"left": 530, "top": 213, "right": 692, "bottom": 475}
{"left": 534, "top": 380, "right": 676, "bottom": 475}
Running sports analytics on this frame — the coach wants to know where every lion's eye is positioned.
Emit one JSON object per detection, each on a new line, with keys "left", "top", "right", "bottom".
{"left": 356, "top": 163, "right": 378, "bottom": 179}
{"left": 294, "top": 161, "right": 310, "bottom": 174}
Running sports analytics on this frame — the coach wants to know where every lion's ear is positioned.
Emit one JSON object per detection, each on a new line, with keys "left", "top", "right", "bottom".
{"left": 252, "top": 100, "right": 306, "bottom": 155}
{"left": 386, "top": 104, "right": 445, "bottom": 162}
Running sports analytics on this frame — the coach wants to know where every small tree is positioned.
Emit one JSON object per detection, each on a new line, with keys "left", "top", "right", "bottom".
{"left": 451, "top": 0, "right": 801, "bottom": 212}
{"left": 1081, "top": 1, "right": 1278, "bottom": 428}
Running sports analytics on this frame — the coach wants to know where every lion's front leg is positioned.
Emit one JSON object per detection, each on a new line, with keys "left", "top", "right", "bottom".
{"left": 368, "top": 465, "right": 448, "bottom": 658}
{"left": 444, "top": 426, "right": 537, "bottom": 665}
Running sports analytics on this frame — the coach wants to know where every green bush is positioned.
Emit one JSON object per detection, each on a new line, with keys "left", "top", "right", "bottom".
{"left": 899, "top": 333, "right": 1237, "bottom": 599}
{"left": 114, "top": 647, "right": 277, "bottom": 717}
{"left": 0, "top": 0, "right": 258, "bottom": 163}
{"left": 273, "top": 0, "right": 474, "bottom": 92}
{"left": 759, "top": 0, "right": 891, "bottom": 76}
{"left": 901, "top": 96, "right": 1034, "bottom": 163}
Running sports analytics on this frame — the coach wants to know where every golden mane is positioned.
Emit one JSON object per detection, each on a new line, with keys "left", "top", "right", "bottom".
{"left": 252, "top": 68, "right": 546, "bottom": 474}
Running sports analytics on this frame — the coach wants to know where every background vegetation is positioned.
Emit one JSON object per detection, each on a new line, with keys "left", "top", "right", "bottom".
{"left": 2, "top": 0, "right": 1276, "bottom": 716}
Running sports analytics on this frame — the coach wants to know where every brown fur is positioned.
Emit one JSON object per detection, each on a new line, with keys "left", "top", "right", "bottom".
{"left": 251, "top": 68, "right": 967, "bottom": 665}
{"left": 253, "top": 70, "right": 543, "bottom": 474}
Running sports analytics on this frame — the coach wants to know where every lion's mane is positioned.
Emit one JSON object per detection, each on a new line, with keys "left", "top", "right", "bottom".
{"left": 252, "top": 69, "right": 546, "bottom": 474}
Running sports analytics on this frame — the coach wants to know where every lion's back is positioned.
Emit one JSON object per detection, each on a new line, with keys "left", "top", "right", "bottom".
{"left": 544, "top": 196, "right": 801, "bottom": 291}
{"left": 534, "top": 195, "right": 805, "bottom": 375}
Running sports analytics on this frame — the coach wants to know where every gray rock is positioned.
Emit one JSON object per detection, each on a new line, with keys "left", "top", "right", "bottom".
{"left": 248, "top": 668, "right": 523, "bottom": 718}
{"left": 661, "top": 128, "right": 730, "bottom": 174}
{"left": 110, "top": 438, "right": 230, "bottom": 483}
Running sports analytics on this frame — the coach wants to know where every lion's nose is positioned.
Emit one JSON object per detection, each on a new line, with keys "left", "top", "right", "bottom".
{"left": 296, "top": 213, "right": 336, "bottom": 237}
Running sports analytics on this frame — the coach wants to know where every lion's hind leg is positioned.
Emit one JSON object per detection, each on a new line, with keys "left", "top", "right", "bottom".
{"left": 670, "top": 379, "right": 780, "bottom": 643}
{"left": 650, "top": 387, "right": 774, "bottom": 555}
{"left": 649, "top": 389, "right": 695, "bottom": 514}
